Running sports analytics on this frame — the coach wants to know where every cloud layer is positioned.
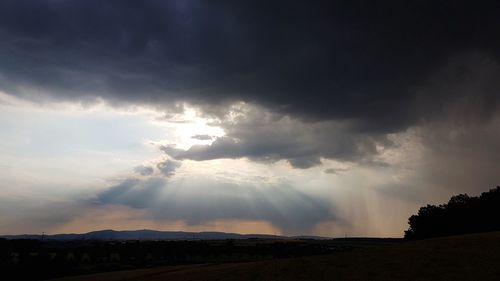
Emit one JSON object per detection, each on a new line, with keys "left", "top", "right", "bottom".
{"left": 1, "top": 0, "right": 499, "bottom": 132}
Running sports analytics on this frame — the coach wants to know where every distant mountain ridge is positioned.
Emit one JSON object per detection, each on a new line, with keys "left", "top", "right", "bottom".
{"left": 1, "top": 229, "right": 329, "bottom": 240}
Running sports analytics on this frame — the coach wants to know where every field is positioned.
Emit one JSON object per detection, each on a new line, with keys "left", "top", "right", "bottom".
{"left": 50, "top": 232, "right": 500, "bottom": 281}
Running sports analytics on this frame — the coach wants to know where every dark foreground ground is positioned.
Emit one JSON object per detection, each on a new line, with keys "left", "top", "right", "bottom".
{"left": 50, "top": 232, "right": 500, "bottom": 281}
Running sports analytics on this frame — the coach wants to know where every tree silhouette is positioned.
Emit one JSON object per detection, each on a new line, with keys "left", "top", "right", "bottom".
{"left": 405, "top": 186, "right": 500, "bottom": 239}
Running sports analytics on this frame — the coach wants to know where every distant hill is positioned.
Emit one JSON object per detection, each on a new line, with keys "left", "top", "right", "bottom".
{"left": 1, "top": 229, "right": 328, "bottom": 240}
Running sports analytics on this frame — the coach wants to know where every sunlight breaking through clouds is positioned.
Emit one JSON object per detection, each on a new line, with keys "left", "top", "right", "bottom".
{"left": 93, "top": 176, "right": 336, "bottom": 235}
{"left": 1, "top": 3, "right": 500, "bottom": 238}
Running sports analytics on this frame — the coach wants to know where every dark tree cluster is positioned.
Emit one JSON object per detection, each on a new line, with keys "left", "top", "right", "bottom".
{"left": 405, "top": 186, "right": 500, "bottom": 239}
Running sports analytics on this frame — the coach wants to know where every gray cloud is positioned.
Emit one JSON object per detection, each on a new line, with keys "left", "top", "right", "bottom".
{"left": 97, "top": 178, "right": 164, "bottom": 209}
{"left": 191, "top": 134, "right": 214, "bottom": 140}
{"left": 95, "top": 177, "right": 336, "bottom": 234}
{"left": 162, "top": 105, "right": 392, "bottom": 168}
{"left": 133, "top": 165, "right": 154, "bottom": 176}
{"left": 324, "top": 168, "right": 349, "bottom": 175}
{"left": 156, "top": 159, "right": 182, "bottom": 177}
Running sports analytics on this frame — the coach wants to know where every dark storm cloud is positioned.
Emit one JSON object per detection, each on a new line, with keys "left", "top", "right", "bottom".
{"left": 1, "top": 0, "right": 499, "bottom": 132}
{"left": 98, "top": 178, "right": 164, "bottom": 209}
{"left": 95, "top": 177, "right": 335, "bottom": 234}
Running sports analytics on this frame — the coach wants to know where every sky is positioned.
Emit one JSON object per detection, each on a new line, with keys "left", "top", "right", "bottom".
{"left": 0, "top": 0, "right": 499, "bottom": 237}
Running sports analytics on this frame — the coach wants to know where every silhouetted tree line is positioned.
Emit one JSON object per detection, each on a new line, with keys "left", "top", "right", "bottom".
{"left": 405, "top": 186, "right": 500, "bottom": 239}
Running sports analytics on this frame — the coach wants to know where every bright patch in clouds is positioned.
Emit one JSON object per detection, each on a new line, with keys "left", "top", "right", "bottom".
{"left": 151, "top": 107, "right": 225, "bottom": 150}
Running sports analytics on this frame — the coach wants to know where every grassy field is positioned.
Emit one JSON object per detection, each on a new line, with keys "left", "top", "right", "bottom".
{"left": 51, "top": 232, "right": 500, "bottom": 281}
